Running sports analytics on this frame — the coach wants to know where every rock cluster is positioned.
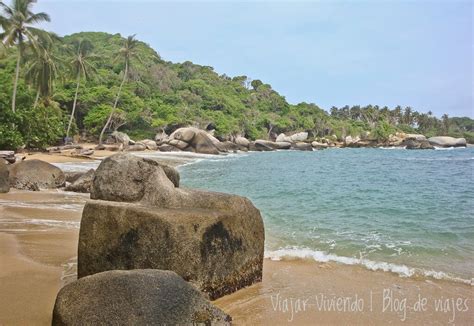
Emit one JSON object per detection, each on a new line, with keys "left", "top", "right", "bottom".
{"left": 155, "top": 127, "right": 223, "bottom": 154}
{"left": 78, "top": 153, "right": 264, "bottom": 300}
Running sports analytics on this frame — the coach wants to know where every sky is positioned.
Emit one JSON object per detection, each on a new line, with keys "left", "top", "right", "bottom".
{"left": 33, "top": 0, "right": 473, "bottom": 117}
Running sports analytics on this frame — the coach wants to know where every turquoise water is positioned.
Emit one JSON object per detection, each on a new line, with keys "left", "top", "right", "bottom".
{"left": 179, "top": 148, "right": 474, "bottom": 283}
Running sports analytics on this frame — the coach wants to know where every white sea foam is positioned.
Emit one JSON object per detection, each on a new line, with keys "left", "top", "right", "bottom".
{"left": 433, "top": 146, "right": 466, "bottom": 151}
{"left": 265, "top": 247, "right": 472, "bottom": 285}
{"left": 379, "top": 146, "right": 407, "bottom": 150}
{"left": 52, "top": 161, "right": 100, "bottom": 172}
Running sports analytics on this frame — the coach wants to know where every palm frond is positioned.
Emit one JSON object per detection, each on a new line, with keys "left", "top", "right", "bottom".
{"left": 25, "top": 11, "right": 50, "bottom": 24}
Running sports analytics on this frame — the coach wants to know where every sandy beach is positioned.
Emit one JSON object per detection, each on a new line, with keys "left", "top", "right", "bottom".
{"left": 1, "top": 181, "right": 472, "bottom": 325}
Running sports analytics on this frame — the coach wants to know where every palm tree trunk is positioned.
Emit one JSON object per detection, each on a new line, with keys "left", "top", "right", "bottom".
{"left": 12, "top": 51, "right": 21, "bottom": 113}
{"left": 66, "top": 71, "right": 82, "bottom": 140}
{"left": 33, "top": 87, "right": 40, "bottom": 109}
{"left": 99, "top": 62, "right": 128, "bottom": 145}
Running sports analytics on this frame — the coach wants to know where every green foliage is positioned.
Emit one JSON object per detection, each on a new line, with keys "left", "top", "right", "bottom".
{"left": 18, "top": 103, "right": 64, "bottom": 149}
{"left": 0, "top": 29, "right": 472, "bottom": 150}
{"left": 0, "top": 109, "right": 23, "bottom": 150}
{"left": 372, "top": 120, "right": 397, "bottom": 141}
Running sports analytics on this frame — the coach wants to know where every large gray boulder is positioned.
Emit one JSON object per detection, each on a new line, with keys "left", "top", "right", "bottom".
{"left": 65, "top": 169, "right": 94, "bottom": 193}
{"left": 234, "top": 136, "right": 250, "bottom": 148}
{"left": 428, "top": 136, "right": 466, "bottom": 148}
{"left": 52, "top": 270, "right": 231, "bottom": 325}
{"left": 111, "top": 131, "right": 132, "bottom": 146}
{"left": 170, "top": 127, "right": 221, "bottom": 154}
{"left": 80, "top": 154, "right": 264, "bottom": 299}
{"left": 276, "top": 132, "right": 308, "bottom": 143}
{"left": 255, "top": 140, "right": 291, "bottom": 150}
{"left": 404, "top": 139, "right": 434, "bottom": 150}
{"left": 137, "top": 139, "right": 158, "bottom": 150}
{"left": 0, "top": 160, "right": 9, "bottom": 193}
{"left": 91, "top": 155, "right": 179, "bottom": 192}
{"left": 311, "top": 141, "right": 328, "bottom": 149}
{"left": 292, "top": 142, "right": 313, "bottom": 151}
{"left": 290, "top": 132, "right": 308, "bottom": 142}
{"left": 405, "top": 134, "right": 427, "bottom": 141}
{"left": 9, "top": 160, "right": 65, "bottom": 191}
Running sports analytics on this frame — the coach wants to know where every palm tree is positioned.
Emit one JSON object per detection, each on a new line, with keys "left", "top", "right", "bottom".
{"left": 65, "top": 39, "right": 96, "bottom": 140}
{"left": 0, "top": 0, "right": 51, "bottom": 112}
{"left": 98, "top": 35, "right": 140, "bottom": 145}
{"left": 442, "top": 114, "right": 450, "bottom": 134}
{"left": 24, "top": 41, "right": 60, "bottom": 109}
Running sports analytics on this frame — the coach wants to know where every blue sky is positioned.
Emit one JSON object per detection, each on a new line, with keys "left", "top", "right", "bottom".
{"left": 35, "top": 0, "right": 473, "bottom": 117}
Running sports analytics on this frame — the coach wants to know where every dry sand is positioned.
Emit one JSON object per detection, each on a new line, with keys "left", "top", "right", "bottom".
{"left": 0, "top": 189, "right": 472, "bottom": 325}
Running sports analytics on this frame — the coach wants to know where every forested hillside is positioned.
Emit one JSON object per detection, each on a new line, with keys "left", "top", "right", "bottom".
{"left": 1, "top": 31, "right": 472, "bottom": 150}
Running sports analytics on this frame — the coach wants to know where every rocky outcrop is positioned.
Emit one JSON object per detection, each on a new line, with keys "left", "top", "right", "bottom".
{"left": 311, "top": 141, "right": 328, "bottom": 149}
{"left": 159, "top": 127, "right": 221, "bottom": 154}
{"left": 79, "top": 154, "right": 263, "bottom": 299}
{"left": 403, "top": 139, "right": 434, "bottom": 150}
{"left": 220, "top": 141, "right": 240, "bottom": 152}
{"left": 0, "top": 151, "right": 16, "bottom": 164}
{"left": 276, "top": 132, "right": 308, "bottom": 143}
{"left": 344, "top": 135, "right": 361, "bottom": 146}
{"left": 65, "top": 171, "right": 86, "bottom": 184}
{"left": 125, "top": 143, "right": 147, "bottom": 151}
{"left": 65, "top": 169, "right": 94, "bottom": 193}
{"left": 0, "top": 160, "right": 9, "bottom": 193}
{"left": 9, "top": 160, "right": 65, "bottom": 191}
{"left": 428, "top": 136, "right": 466, "bottom": 148}
{"left": 234, "top": 136, "right": 250, "bottom": 148}
{"left": 111, "top": 131, "right": 132, "bottom": 146}
{"left": 52, "top": 270, "right": 231, "bottom": 325}
{"left": 254, "top": 140, "right": 291, "bottom": 150}
{"left": 137, "top": 139, "right": 158, "bottom": 150}
{"left": 292, "top": 142, "right": 313, "bottom": 151}
{"left": 154, "top": 130, "right": 168, "bottom": 144}
{"left": 158, "top": 144, "right": 182, "bottom": 152}
{"left": 405, "top": 134, "right": 427, "bottom": 141}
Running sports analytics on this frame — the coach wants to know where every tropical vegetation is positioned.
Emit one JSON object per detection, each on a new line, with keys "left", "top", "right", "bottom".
{"left": 0, "top": 0, "right": 472, "bottom": 150}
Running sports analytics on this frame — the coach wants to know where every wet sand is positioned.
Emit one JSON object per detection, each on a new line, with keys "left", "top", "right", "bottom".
{"left": 20, "top": 144, "right": 205, "bottom": 167}
{"left": 0, "top": 190, "right": 472, "bottom": 325}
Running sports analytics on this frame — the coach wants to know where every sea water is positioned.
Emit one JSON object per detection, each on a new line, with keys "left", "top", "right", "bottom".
{"left": 179, "top": 148, "right": 474, "bottom": 284}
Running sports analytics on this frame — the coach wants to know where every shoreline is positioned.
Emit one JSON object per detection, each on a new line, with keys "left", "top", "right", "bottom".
{"left": 11, "top": 148, "right": 474, "bottom": 285}
{"left": 0, "top": 189, "right": 472, "bottom": 324}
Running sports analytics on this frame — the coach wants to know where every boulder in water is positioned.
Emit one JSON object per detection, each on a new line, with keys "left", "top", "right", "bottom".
{"left": 428, "top": 136, "right": 466, "bottom": 148}
{"left": 311, "top": 141, "right": 328, "bottom": 149}
{"left": 52, "top": 269, "right": 231, "bottom": 325}
{"left": 292, "top": 142, "right": 313, "bottom": 151}
{"left": 404, "top": 139, "right": 434, "bottom": 150}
